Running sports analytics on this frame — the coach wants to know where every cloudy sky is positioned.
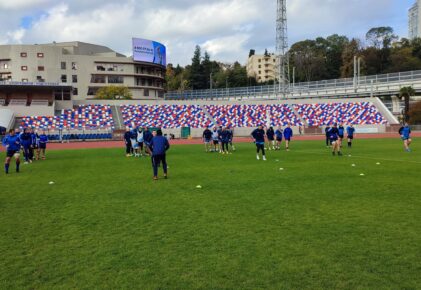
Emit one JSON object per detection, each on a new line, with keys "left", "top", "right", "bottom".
{"left": 0, "top": 0, "right": 414, "bottom": 65}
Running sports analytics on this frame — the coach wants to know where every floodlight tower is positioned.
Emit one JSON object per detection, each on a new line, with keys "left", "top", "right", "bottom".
{"left": 276, "top": 0, "right": 290, "bottom": 98}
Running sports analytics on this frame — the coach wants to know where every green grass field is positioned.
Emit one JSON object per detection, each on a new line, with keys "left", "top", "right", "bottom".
{"left": 1, "top": 138, "right": 421, "bottom": 289}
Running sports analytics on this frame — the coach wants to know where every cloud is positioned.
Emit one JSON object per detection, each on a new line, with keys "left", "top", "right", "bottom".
{"left": 0, "top": 0, "right": 411, "bottom": 65}
{"left": 0, "top": 0, "right": 52, "bottom": 10}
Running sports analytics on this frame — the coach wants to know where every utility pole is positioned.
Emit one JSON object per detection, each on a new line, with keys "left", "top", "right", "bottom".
{"left": 276, "top": 0, "right": 290, "bottom": 99}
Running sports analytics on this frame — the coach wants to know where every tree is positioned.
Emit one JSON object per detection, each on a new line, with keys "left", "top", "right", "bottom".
{"left": 408, "top": 100, "right": 421, "bottom": 124}
{"left": 366, "top": 27, "right": 398, "bottom": 49}
{"left": 95, "top": 86, "right": 132, "bottom": 99}
{"left": 340, "top": 39, "right": 362, "bottom": 77}
{"left": 400, "top": 86, "right": 415, "bottom": 122}
{"left": 189, "top": 45, "right": 204, "bottom": 90}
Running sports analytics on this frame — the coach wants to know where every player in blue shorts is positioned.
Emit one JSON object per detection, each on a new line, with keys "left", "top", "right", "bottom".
{"left": 227, "top": 127, "right": 235, "bottom": 151}
{"left": 325, "top": 125, "right": 331, "bottom": 148}
{"left": 220, "top": 127, "right": 231, "bottom": 154}
{"left": 266, "top": 126, "right": 275, "bottom": 150}
{"left": 275, "top": 126, "right": 283, "bottom": 150}
{"left": 399, "top": 123, "right": 412, "bottom": 152}
{"left": 329, "top": 123, "right": 342, "bottom": 156}
{"left": 346, "top": 124, "right": 355, "bottom": 148}
{"left": 202, "top": 127, "right": 212, "bottom": 152}
{"left": 38, "top": 131, "right": 48, "bottom": 160}
{"left": 2, "top": 129, "right": 21, "bottom": 174}
{"left": 283, "top": 124, "right": 293, "bottom": 151}
{"left": 251, "top": 125, "right": 266, "bottom": 161}
{"left": 19, "top": 128, "right": 33, "bottom": 164}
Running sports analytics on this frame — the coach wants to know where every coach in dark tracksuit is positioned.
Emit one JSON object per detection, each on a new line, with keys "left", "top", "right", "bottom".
{"left": 124, "top": 128, "right": 132, "bottom": 156}
{"left": 150, "top": 129, "right": 170, "bottom": 180}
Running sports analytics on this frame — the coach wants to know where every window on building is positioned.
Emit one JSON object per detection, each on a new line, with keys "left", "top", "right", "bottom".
{"left": 87, "top": 88, "right": 97, "bottom": 95}
{"left": 108, "top": 75, "right": 124, "bottom": 84}
{"left": 72, "top": 88, "right": 78, "bottom": 95}
{"left": 61, "top": 62, "right": 66, "bottom": 70}
{"left": 72, "top": 62, "right": 77, "bottom": 70}
{"left": 258, "top": 59, "right": 261, "bottom": 63}
{"left": 3, "top": 63, "right": 9, "bottom": 69}
{"left": 36, "top": 76, "right": 44, "bottom": 82}
{"left": 96, "top": 65, "right": 106, "bottom": 71}
{"left": 22, "top": 79, "right": 28, "bottom": 82}
{"left": 147, "top": 79, "right": 153, "bottom": 86}
{"left": 38, "top": 66, "right": 44, "bottom": 71}
{"left": 258, "top": 71, "right": 261, "bottom": 74}
{"left": 37, "top": 53, "right": 44, "bottom": 58}
{"left": 20, "top": 52, "right": 27, "bottom": 57}
{"left": 72, "top": 75, "right": 77, "bottom": 83}
{"left": 90, "top": 75, "right": 106, "bottom": 83}
{"left": 144, "top": 89, "right": 149, "bottom": 96}
{"left": 61, "top": 75, "right": 67, "bottom": 83}
{"left": 21, "top": 66, "right": 28, "bottom": 71}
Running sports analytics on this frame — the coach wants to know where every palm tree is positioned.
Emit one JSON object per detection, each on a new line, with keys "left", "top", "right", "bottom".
{"left": 399, "top": 86, "right": 415, "bottom": 123}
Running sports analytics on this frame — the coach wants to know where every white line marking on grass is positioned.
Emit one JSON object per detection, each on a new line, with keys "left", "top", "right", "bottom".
{"left": 297, "top": 150, "right": 421, "bottom": 165}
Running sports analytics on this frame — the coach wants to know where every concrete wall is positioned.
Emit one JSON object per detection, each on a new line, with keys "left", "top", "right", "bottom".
{"left": 7, "top": 105, "right": 54, "bottom": 117}
{"left": 0, "top": 109, "right": 15, "bottom": 130}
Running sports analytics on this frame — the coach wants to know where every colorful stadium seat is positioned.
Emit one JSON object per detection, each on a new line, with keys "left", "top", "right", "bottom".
{"left": 204, "top": 104, "right": 268, "bottom": 127}
{"left": 121, "top": 104, "right": 213, "bottom": 128}
{"left": 20, "top": 105, "right": 114, "bottom": 130}
{"left": 293, "top": 102, "right": 387, "bottom": 126}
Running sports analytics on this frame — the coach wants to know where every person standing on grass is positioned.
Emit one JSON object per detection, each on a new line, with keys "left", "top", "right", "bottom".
{"left": 202, "top": 127, "right": 212, "bottom": 152}
{"left": 283, "top": 124, "right": 293, "bottom": 151}
{"left": 266, "top": 126, "right": 275, "bottom": 150}
{"left": 325, "top": 125, "right": 331, "bottom": 148}
{"left": 346, "top": 124, "right": 356, "bottom": 148}
{"left": 211, "top": 127, "right": 219, "bottom": 152}
{"left": 220, "top": 127, "right": 231, "bottom": 154}
{"left": 329, "top": 123, "right": 342, "bottom": 156}
{"left": 399, "top": 123, "right": 412, "bottom": 152}
{"left": 38, "top": 131, "right": 48, "bottom": 160}
{"left": 143, "top": 127, "right": 153, "bottom": 156}
{"left": 228, "top": 126, "right": 235, "bottom": 151}
{"left": 2, "top": 129, "right": 21, "bottom": 174}
{"left": 19, "top": 128, "right": 32, "bottom": 164}
{"left": 251, "top": 125, "right": 266, "bottom": 161}
{"left": 217, "top": 126, "right": 223, "bottom": 153}
{"left": 275, "top": 126, "right": 283, "bottom": 150}
{"left": 150, "top": 129, "right": 170, "bottom": 180}
{"left": 137, "top": 127, "right": 144, "bottom": 156}
{"left": 124, "top": 127, "right": 132, "bottom": 157}
{"left": 338, "top": 123, "right": 345, "bottom": 148}
{"left": 30, "top": 129, "right": 37, "bottom": 162}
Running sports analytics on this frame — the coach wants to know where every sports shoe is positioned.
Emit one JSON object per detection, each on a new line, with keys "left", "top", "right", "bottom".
{"left": 256, "top": 155, "right": 260, "bottom": 160}
{"left": 164, "top": 174, "right": 168, "bottom": 179}
{"left": 263, "top": 156, "right": 267, "bottom": 161}
{"left": 153, "top": 176, "right": 158, "bottom": 180}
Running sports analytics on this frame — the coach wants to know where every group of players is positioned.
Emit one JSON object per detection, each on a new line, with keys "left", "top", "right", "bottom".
{"left": 2, "top": 128, "right": 48, "bottom": 174}
{"left": 202, "top": 126, "right": 235, "bottom": 154}
{"left": 324, "top": 123, "right": 356, "bottom": 156}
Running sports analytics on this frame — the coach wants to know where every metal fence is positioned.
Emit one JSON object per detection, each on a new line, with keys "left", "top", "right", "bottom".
{"left": 165, "top": 70, "right": 421, "bottom": 100}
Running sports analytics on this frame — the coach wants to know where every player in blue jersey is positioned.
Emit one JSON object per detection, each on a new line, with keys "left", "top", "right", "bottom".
{"left": 220, "top": 127, "right": 231, "bottom": 154}
{"left": 143, "top": 127, "right": 153, "bottom": 156}
{"left": 346, "top": 124, "right": 356, "bottom": 148}
{"left": 329, "top": 124, "right": 342, "bottom": 156}
{"left": 217, "top": 126, "right": 223, "bottom": 153}
{"left": 283, "top": 124, "right": 293, "bottom": 151}
{"left": 325, "top": 125, "right": 331, "bottom": 148}
{"left": 251, "top": 125, "right": 266, "bottom": 161}
{"left": 202, "top": 127, "right": 212, "bottom": 152}
{"left": 266, "top": 126, "right": 275, "bottom": 150}
{"left": 150, "top": 129, "right": 170, "bottom": 180}
{"left": 275, "top": 126, "right": 283, "bottom": 150}
{"left": 19, "top": 128, "right": 32, "bottom": 164}
{"left": 2, "top": 129, "right": 21, "bottom": 174}
{"left": 38, "top": 131, "right": 48, "bottom": 160}
{"left": 399, "top": 123, "right": 412, "bottom": 152}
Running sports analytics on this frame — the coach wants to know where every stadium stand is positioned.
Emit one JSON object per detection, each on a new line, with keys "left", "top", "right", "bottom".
{"left": 204, "top": 104, "right": 267, "bottom": 127}
{"left": 20, "top": 105, "right": 114, "bottom": 130}
{"left": 121, "top": 104, "right": 213, "bottom": 128}
{"left": 293, "top": 102, "right": 387, "bottom": 126}
{"left": 268, "top": 104, "right": 302, "bottom": 126}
